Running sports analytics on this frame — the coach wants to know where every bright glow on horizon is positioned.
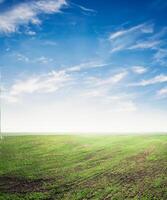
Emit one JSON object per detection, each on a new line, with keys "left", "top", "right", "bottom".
{"left": 2, "top": 96, "right": 167, "bottom": 133}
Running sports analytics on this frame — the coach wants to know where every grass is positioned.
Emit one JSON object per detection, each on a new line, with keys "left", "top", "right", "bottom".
{"left": 0, "top": 134, "right": 167, "bottom": 199}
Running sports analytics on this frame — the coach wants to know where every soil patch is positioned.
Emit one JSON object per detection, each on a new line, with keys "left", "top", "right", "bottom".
{"left": 0, "top": 176, "right": 54, "bottom": 194}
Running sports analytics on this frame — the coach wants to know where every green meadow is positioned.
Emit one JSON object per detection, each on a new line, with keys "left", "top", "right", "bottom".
{"left": 0, "top": 135, "right": 167, "bottom": 200}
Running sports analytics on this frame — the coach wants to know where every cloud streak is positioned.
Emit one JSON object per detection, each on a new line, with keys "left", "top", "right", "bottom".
{"left": 2, "top": 70, "right": 71, "bottom": 102}
{"left": 109, "top": 22, "right": 154, "bottom": 53}
{"left": 131, "top": 66, "right": 148, "bottom": 74}
{"left": 153, "top": 48, "right": 167, "bottom": 65}
{"left": 129, "top": 40, "right": 161, "bottom": 50}
{"left": 86, "top": 71, "right": 127, "bottom": 88}
{"left": 109, "top": 23, "right": 154, "bottom": 40}
{"left": 131, "top": 74, "right": 167, "bottom": 86}
{"left": 157, "top": 86, "right": 167, "bottom": 98}
{"left": 71, "top": 2, "right": 96, "bottom": 13}
{"left": 66, "top": 61, "right": 110, "bottom": 72}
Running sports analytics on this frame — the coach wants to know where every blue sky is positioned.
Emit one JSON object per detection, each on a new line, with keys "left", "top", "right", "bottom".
{"left": 1, "top": 0, "right": 167, "bottom": 132}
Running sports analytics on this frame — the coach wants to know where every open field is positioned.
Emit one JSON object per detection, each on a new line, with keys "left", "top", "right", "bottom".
{"left": 0, "top": 135, "right": 167, "bottom": 200}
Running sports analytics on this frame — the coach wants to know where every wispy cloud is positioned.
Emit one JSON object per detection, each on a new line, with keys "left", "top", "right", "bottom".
{"left": 71, "top": 2, "right": 96, "bottom": 13}
{"left": 0, "top": 0, "right": 67, "bottom": 34}
{"left": 25, "top": 30, "right": 36, "bottom": 36}
{"left": 86, "top": 71, "right": 128, "bottom": 87}
{"left": 81, "top": 71, "right": 129, "bottom": 110}
{"left": 131, "top": 66, "right": 148, "bottom": 74}
{"left": 80, "top": 71, "right": 136, "bottom": 112}
{"left": 2, "top": 59, "right": 109, "bottom": 103}
{"left": 109, "top": 23, "right": 154, "bottom": 40}
{"left": 81, "top": 89, "right": 136, "bottom": 112}
{"left": 127, "top": 27, "right": 166, "bottom": 51}
{"left": 35, "top": 56, "right": 54, "bottom": 64}
{"left": 3, "top": 68, "right": 128, "bottom": 104}
{"left": 129, "top": 40, "right": 161, "bottom": 50}
{"left": 109, "top": 22, "right": 154, "bottom": 53}
{"left": 66, "top": 61, "right": 110, "bottom": 72}
{"left": 77, "top": 5, "right": 96, "bottom": 13}
{"left": 14, "top": 53, "right": 54, "bottom": 64}
{"left": 42, "top": 40, "right": 57, "bottom": 46}
{"left": 15, "top": 53, "right": 30, "bottom": 62}
{"left": 109, "top": 22, "right": 167, "bottom": 69}
{"left": 3, "top": 70, "right": 71, "bottom": 103}
{"left": 157, "top": 86, "right": 167, "bottom": 98}
{"left": 153, "top": 48, "right": 167, "bottom": 65}
{"left": 150, "top": 27, "right": 167, "bottom": 40}
{"left": 131, "top": 74, "right": 167, "bottom": 86}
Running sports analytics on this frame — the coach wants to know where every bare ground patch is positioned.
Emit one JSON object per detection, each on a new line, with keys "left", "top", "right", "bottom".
{"left": 0, "top": 176, "right": 54, "bottom": 194}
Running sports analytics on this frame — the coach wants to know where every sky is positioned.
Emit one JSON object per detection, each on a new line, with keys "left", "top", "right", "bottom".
{"left": 0, "top": 0, "right": 167, "bottom": 133}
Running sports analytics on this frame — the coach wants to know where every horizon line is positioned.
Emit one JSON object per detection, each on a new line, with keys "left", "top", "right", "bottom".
{"left": 1, "top": 131, "right": 167, "bottom": 136}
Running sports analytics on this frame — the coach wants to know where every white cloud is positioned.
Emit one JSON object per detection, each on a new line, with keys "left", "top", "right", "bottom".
{"left": 79, "top": 71, "right": 132, "bottom": 112}
{"left": 71, "top": 2, "right": 96, "bottom": 13}
{"left": 131, "top": 66, "right": 148, "bottom": 74}
{"left": 42, "top": 40, "right": 57, "bottom": 46}
{"left": 66, "top": 61, "right": 109, "bottom": 72}
{"left": 0, "top": 0, "right": 67, "bottom": 34}
{"left": 3, "top": 70, "right": 71, "bottom": 102}
{"left": 153, "top": 48, "right": 167, "bottom": 65}
{"left": 108, "top": 23, "right": 167, "bottom": 64}
{"left": 82, "top": 89, "right": 137, "bottom": 113}
{"left": 35, "top": 56, "right": 53, "bottom": 64}
{"left": 92, "top": 71, "right": 128, "bottom": 86}
{"left": 109, "top": 23, "right": 154, "bottom": 53}
{"left": 25, "top": 30, "right": 36, "bottom": 36}
{"left": 83, "top": 73, "right": 129, "bottom": 99}
{"left": 157, "top": 86, "right": 167, "bottom": 98}
{"left": 34, "top": 0, "right": 67, "bottom": 13}
{"left": 109, "top": 30, "right": 125, "bottom": 40}
{"left": 131, "top": 74, "right": 167, "bottom": 86}
{"left": 109, "top": 23, "right": 154, "bottom": 41}
{"left": 2, "top": 69, "right": 128, "bottom": 106}
{"left": 110, "top": 45, "right": 125, "bottom": 53}
{"left": 2, "top": 60, "right": 110, "bottom": 103}
{"left": 14, "top": 53, "right": 54, "bottom": 64}
{"left": 129, "top": 40, "right": 161, "bottom": 50}
{"left": 16, "top": 53, "right": 30, "bottom": 62}
{"left": 77, "top": 5, "right": 96, "bottom": 13}
{"left": 150, "top": 27, "right": 167, "bottom": 40}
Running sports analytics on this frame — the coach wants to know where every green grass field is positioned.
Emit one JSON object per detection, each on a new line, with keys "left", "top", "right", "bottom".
{"left": 0, "top": 135, "right": 167, "bottom": 200}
